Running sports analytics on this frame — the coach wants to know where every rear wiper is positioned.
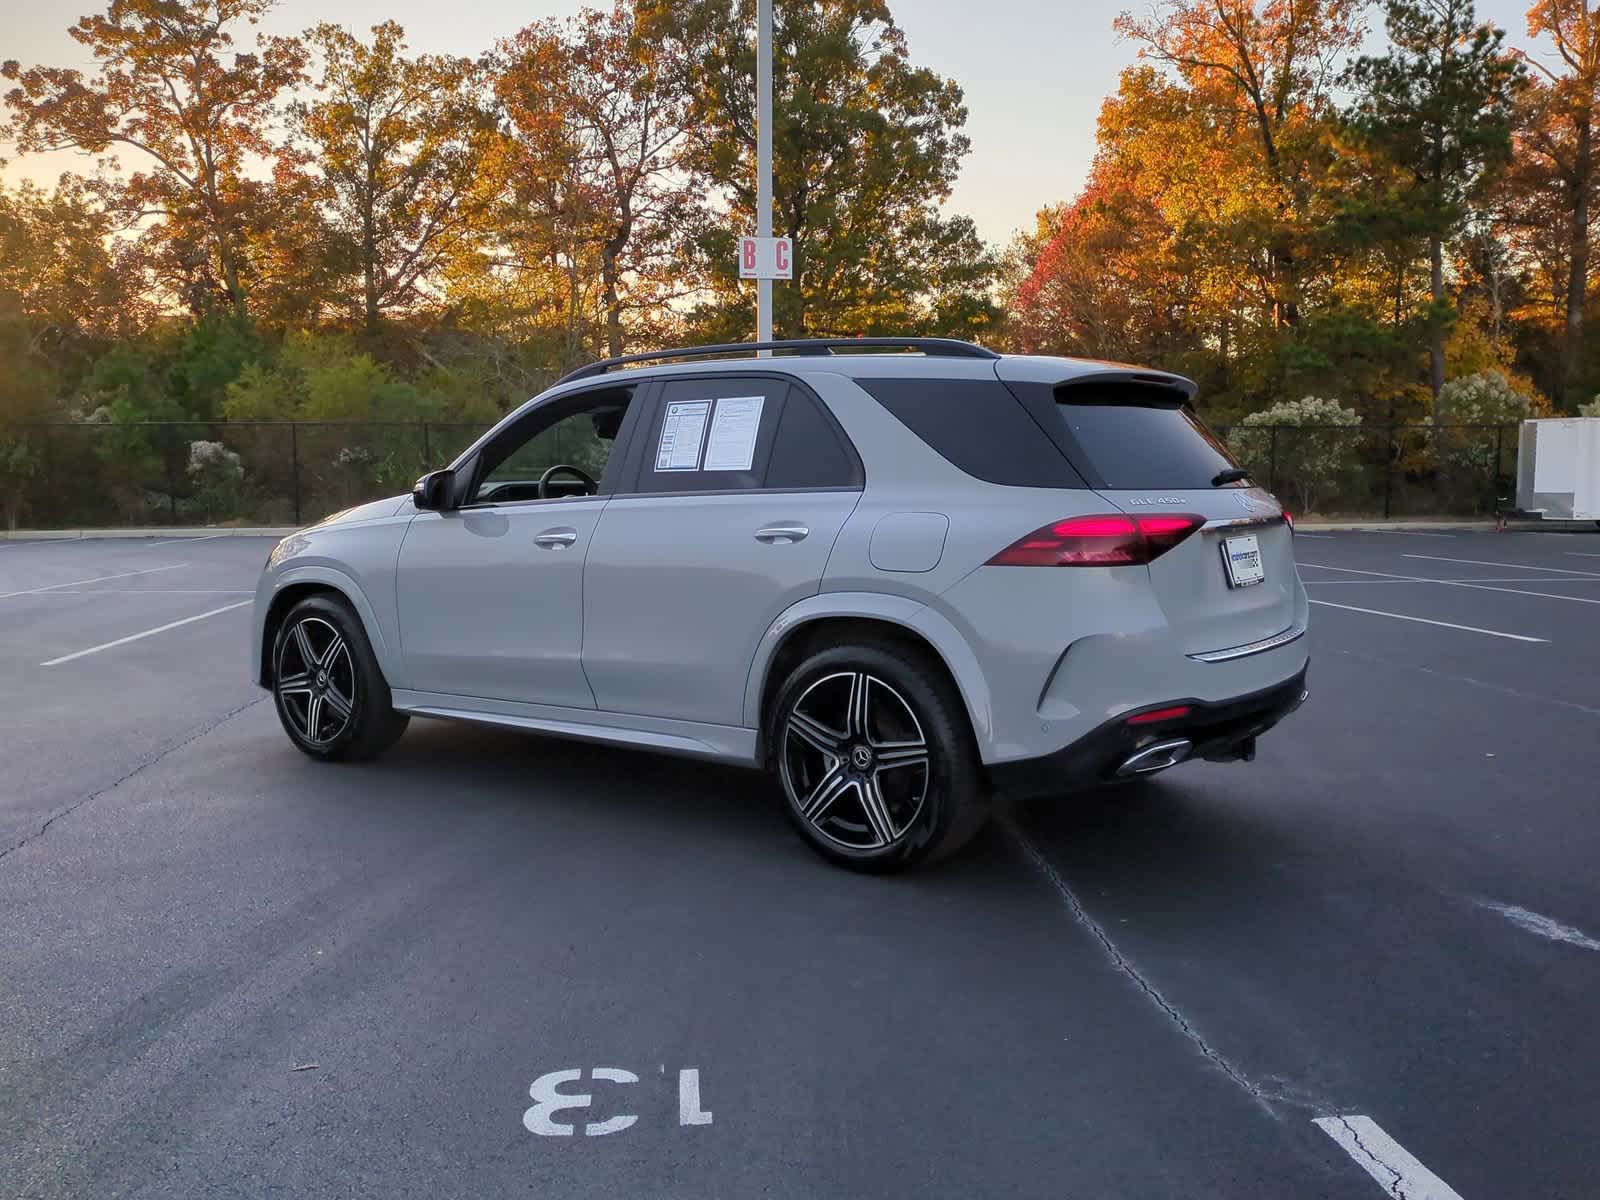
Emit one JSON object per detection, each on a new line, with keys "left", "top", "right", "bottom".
{"left": 1211, "top": 468, "right": 1251, "bottom": 487}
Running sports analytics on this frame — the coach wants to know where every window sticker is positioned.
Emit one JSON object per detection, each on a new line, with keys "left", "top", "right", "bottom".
{"left": 655, "top": 400, "right": 711, "bottom": 471}
{"left": 703, "top": 396, "right": 765, "bottom": 472}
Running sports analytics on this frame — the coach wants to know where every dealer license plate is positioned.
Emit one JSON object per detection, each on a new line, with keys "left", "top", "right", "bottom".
{"left": 1222, "top": 534, "right": 1265, "bottom": 588}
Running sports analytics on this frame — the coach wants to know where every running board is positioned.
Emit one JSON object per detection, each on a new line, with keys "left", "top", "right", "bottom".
{"left": 390, "top": 690, "right": 758, "bottom": 765}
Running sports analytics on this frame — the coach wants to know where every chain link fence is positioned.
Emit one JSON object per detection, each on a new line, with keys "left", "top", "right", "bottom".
{"left": 1215, "top": 423, "right": 1519, "bottom": 520}
{"left": 0, "top": 420, "right": 1521, "bottom": 531}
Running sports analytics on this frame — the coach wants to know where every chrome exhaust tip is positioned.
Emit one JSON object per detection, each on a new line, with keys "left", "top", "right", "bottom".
{"left": 1115, "top": 738, "right": 1193, "bottom": 778}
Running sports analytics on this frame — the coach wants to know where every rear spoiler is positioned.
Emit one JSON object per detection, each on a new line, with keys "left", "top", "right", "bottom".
{"left": 1052, "top": 369, "right": 1199, "bottom": 404}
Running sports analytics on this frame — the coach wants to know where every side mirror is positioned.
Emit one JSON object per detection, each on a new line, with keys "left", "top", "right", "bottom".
{"left": 413, "top": 468, "right": 456, "bottom": 512}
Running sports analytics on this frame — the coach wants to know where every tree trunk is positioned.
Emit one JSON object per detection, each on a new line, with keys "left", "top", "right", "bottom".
{"left": 782, "top": 215, "right": 804, "bottom": 338}
{"left": 1564, "top": 113, "right": 1591, "bottom": 407}
{"left": 215, "top": 223, "right": 245, "bottom": 318}
{"left": 363, "top": 209, "right": 380, "bottom": 335}
{"left": 204, "top": 156, "right": 246, "bottom": 318}
{"left": 600, "top": 245, "right": 624, "bottom": 359}
{"left": 1429, "top": 233, "right": 1446, "bottom": 401}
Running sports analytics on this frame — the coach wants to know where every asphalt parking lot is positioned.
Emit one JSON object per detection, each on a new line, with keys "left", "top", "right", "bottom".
{"left": 3, "top": 527, "right": 1599, "bottom": 1199}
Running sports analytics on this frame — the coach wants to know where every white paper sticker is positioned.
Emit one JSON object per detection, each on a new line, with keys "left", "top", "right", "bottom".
{"left": 703, "top": 396, "right": 765, "bottom": 472}
{"left": 655, "top": 400, "right": 711, "bottom": 471}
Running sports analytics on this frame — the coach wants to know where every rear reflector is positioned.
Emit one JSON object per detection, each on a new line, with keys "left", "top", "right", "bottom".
{"left": 1126, "top": 705, "right": 1192, "bottom": 725}
{"left": 987, "top": 513, "right": 1205, "bottom": 567}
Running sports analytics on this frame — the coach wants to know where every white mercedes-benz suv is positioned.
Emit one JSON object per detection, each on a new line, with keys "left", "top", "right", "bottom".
{"left": 252, "top": 338, "right": 1308, "bottom": 871}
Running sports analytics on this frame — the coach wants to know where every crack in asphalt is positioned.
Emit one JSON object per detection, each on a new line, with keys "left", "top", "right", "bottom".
{"left": 1003, "top": 814, "right": 1277, "bottom": 1114}
{"left": 1335, "top": 1115, "right": 1408, "bottom": 1198}
{"left": 0, "top": 696, "right": 266, "bottom": 864}
{"left": 1328, "top": 646, "right": 1600, "bottom": 718}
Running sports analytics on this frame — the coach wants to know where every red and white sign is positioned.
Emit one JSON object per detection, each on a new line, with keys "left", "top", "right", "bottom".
{"left": 737, "top": 236, "right": 793, "bottom": 280}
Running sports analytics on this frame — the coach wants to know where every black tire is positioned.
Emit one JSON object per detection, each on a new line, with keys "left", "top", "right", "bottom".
{"left": 767, "top": 641, "right": 988, "bottom": 872}
{"left": 270, "top": 594, "right": 408, "bottom": 762}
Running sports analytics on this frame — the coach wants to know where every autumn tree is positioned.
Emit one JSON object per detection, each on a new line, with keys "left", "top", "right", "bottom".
{"left": 495, "top": 4, "right": 697, "bottom": 358}
{"left": 1344, "top": 0, "right": 1522, "bottom": 400}
{"left": 0, "top": 178, "right": 147, "bottom": 347}
{"left": 640, "top": 0, "right": 996, "bottom": 339}
{"left": 288, "top": 22, "right": 497, "bottom": 335}
{"left": 1115, "top": 0, "right": 1366, "bottom": 328}
{"left": 1010, "top": 167, "right": 1191, "bottom": 364}
{"left": 2, "top": 0, "right": 306, "bottom": 317}
{"left": 1502, "top": 1, "right": 1600, "bottom": 404}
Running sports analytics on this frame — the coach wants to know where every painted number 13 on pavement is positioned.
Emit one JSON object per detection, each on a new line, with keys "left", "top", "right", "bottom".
{"left": 523, "top": 1066, "right": 713, "bottom": 1137}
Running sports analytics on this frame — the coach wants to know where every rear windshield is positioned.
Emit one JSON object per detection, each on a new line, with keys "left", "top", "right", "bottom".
{"left": 1056, "top": 392, "right": 1243, "bottom": 490}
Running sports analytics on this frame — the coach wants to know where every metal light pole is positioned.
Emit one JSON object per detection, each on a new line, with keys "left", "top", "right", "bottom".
{"left": 756, "top": 0, "right": 773, "bottom": 345}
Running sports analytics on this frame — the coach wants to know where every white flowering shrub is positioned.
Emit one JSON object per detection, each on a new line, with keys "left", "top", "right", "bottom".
{"left": 184, "top": 439, "right": 246, "bottom": 523}
{"left": 186, "top": 440, "right": 243, "bottom": 480}
{"left": 1226, "top": 397, "right": 1362, "bottom": 514}
{"left": 1429, "top": 371, "right": 1530, "bottom": 479}
{"left": 1579, "top": 396, "right": 1600, "bottom": 418}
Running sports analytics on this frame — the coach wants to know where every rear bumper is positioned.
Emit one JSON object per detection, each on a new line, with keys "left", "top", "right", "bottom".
{"left": 987, "top": 663, "right": 1309, "bottom": 797}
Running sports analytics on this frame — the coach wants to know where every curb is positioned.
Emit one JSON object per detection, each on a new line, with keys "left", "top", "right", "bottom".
{"left": 1295, "top": 520, "right": 1499, "bottom": 532}
{"left": 0, "top": 527, "right": 298, "bottom": 541}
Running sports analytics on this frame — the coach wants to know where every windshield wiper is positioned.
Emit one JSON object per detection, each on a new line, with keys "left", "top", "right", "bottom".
{"left": 1211, "top": 468, "right": 1251, "bottom": 487}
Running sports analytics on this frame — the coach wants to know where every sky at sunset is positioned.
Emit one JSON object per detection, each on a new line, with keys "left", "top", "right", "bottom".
{"left": 1, "top": 0, "right": 1556, "bottom": 246}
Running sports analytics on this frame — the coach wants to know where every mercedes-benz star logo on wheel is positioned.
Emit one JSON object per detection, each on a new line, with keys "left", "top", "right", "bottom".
{"left": 850, "top": 745, "right": 873, "bottom": 771}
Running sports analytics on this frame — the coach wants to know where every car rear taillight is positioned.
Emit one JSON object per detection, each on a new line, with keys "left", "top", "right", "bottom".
{"left": 986, "top": 513, "right": 1205, "bottom": 567}
{"left": 1282, "top": 510, "right": 1294, "bottom": 533}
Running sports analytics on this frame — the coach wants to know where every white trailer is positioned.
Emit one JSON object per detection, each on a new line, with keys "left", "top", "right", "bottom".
{"left": 1505, "top": 418, "right": 1600, "bottom": 528}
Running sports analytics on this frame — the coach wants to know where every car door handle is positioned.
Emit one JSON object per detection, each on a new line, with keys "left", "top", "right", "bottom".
{"left": 534, "top": 528, "right": 579, "bottom": 549}
{"left": 755, "top": 525, "right": 809, "bottom": 544}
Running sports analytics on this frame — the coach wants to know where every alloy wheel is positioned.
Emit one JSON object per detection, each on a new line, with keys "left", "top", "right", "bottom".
{"left": 275, "top": 616, "right": 357, "bottom": 747}
{"left": 781, "top": 670, "right": 930, "bottom": 851}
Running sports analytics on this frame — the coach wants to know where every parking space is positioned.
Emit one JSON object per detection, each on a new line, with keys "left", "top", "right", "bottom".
{"left": 3, "top": 531, "right": 1599, "bottom": 1198}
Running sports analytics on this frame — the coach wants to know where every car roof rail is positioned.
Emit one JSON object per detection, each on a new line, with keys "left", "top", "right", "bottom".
{"left": 556, "top": 337, "right": 1001, "bottom": 385}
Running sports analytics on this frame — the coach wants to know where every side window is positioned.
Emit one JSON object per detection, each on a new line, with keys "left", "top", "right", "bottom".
{"left": 634, "top": 378, "right": 787, "bottom": 494}
{"left": 468, "top": 386, "right": 634, "bottom": 505}
{"left": 764, "top": 388, "right": 863, "bottom": 490}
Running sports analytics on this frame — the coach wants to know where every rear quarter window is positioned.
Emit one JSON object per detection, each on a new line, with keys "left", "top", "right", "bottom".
{"left": 857, "top": 377, "right": 1084, "bottom": 488}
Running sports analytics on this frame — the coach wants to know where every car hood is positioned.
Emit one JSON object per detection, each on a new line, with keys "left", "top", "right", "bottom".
{"left": 305, "top": 494, "right": 413, "bottom": 530}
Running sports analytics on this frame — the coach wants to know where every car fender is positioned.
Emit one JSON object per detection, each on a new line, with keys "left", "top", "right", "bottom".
{"left": 743, "top": 591, "right": 995, "bottom": 755}
{"left": 257, "top": 563, "right": 399, "bottom": 686}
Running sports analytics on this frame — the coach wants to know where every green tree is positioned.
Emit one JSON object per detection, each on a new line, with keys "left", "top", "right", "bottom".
{"left": 639, "top": 0, "right": 996, "bottom": 339}
{"left": 0, "top": 314, "right": 60, "bottom": 529}
{"left": 1344, "top": 0, "right": 1522, "bottom": 400}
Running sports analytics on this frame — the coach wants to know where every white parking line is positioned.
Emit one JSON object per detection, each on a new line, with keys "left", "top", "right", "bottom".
{"left": 1402, "top": 553, "right": 1600, "bottom": 577}
{"left": 0, "top": 563, "right": 188, "bottom": 599}
{"left": 1308, "top": 599, "right": 1548, "bottom": 642}
{"left": 1360, "top": 529, "right": 1457, "bottom": 537}
{"left": 1314, "top": 1115, "right": 1465, "bottom": 1200}
{"left": 1566, "top": 551, "right": 1600, "bottom": 558}
{"left": 42, "top": 588, "right": 253, "bottom": 594}
{"left": 1478, "top": 900, "right": 1600, "bottom": 952}
{"left": 1294, "top": 533, "right": 1335, "bottom": 538}
{"left": 40, "top": 601, "right": 251, "bottom": 666}
{"left": 0, "top": 538, "right": 78, "bottom": 549}
{"left": 1300, "top": 561, "right": 1600, "bottom": 606}
{"left": 1303, "top": 576, "right": 1600, "bottom": 585}
{"left": 146, "top": 533, "right": 234, "bottom": 546}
